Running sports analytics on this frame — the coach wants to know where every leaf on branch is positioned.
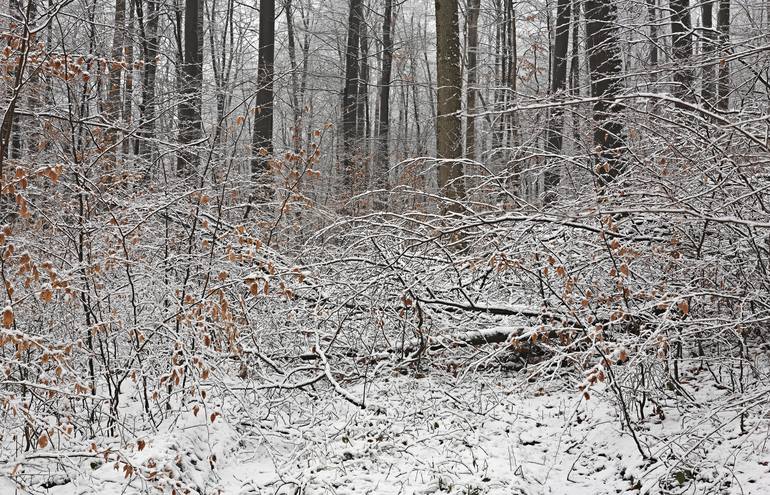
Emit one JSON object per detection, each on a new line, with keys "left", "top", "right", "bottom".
{"left": 2, "top": 306, "right": 13, "bottom": 328}
{"left": 40, "top": 288, "right": 53, "bottom": 302}
{"left": 620, "top": 264, "right": 629, "bottom": 277}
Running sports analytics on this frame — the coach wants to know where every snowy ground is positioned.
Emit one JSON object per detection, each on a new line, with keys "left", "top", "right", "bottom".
{"left": 14, "top": 370, "right": 770, "bottom": 494}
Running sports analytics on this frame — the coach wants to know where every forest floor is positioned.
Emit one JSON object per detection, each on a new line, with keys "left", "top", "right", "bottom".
{"left": 34, "top": 367, "right": 770, "bottom": 495}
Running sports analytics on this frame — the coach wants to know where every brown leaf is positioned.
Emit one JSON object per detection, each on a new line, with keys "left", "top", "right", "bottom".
{"left": 2, "top": 307, "right": 13, "bottom": 328}
{"left": 40, "top": 288, "right": 53, "bottom": 302}
{"left": 620, "top": 264, "right": 630, "bottom": 277}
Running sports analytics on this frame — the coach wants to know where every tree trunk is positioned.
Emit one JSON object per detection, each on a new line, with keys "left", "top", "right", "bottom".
{"left": 465, "top": 0, "right": 480, "bottom": 162}
{"left": 176, "top": 0, "right": 204, "bottom": 175}
{"left": 341, "top": 0, "right": 363, "bottom": 197}
{"left": 286, "top": 0, "right": 301, "bottom": 153}
{"left": 435, "top": 0, "right": 465, "bottom": 211}
{"left": 373, "top": 0, "right": 393, "bottom": 202}
{"left": 647, "top": 0, "right": 658, "bottom": 83}
{"left": 717, "top": 0, "right": 730, "bottom": 110}
{"left": 569, "top": 0, "right": 579, "bottom": 94}
{"left": 585, "top": 0, "right": 625, "bottom": 187}
{"left": 250, "top": 0, "right": 275, "bottom": 178}
{"left": 136, "top": 0, "right": 159, "bottom": 157}
{"left": 106, "top": 0, "right": 126, "bottom": 164}
{"left": 356, "top": 15, "right": 369, "bottom": 188}
{"left": 544, "top": 0, "right": 571, "bottom": 199}
{"left": 122, "top": 0, "right": 134, "bottom": 156}
{"left": 701, "top": 0, "right": 716, "bottom": 105}
{"left": 0, "top": 0, "right": 34, "bottom": 172}
{"left": 671, "top": 0, "right": 693, "bottom": 102}
{"left": 507, "top": 1, "right": 519, "bottom": 152}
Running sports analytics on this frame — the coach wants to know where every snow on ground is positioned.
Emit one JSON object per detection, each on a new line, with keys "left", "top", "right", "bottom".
{"left": 35, "top": 371, "right": 770, "bottom": 494}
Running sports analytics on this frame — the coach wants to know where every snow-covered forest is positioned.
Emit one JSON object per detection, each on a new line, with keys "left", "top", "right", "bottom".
{"left": 0, "top": 0, "right": 769, "bottom": 492}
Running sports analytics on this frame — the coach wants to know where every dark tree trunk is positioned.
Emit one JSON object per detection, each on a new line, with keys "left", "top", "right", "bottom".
{"left": 136, "top": 0, "right": 159, "bottom": 157}
{"left": 701, "top": 0, "right": 716, "bottom": 105}
{"left": 585, "top": 0, "right": 625, "bottom": 187}
{"left": 435, "top": 0, "right": 465, "bottom": 211}
{"left": 176, "top": 0, "right": 204, "bottom": 175}
{"left": 671, "top": 0, "right": 693, "bottom": 102}
{"left": 717, "top": 0, "right": 730, "bottom": 110}
{"left": 286, "top": 0, "right": 301, "bottom": 152}
{"left": 569, "top": 0, "right": 579, "bottom": 92}
{"left": 105, "top": 0, "right": 125, "bottom": 165}
{"left": 507, "top": 0, "right": 519, "bottom": 151}
{"left": 356, "top": 16, "right": 369, "bottom": 185}
{"left": 544, "top": 0, "right": 571, "bottom": 198}
{"left": 373, "top": 0, "right": 393, "bottom": 200}
{"left": 250, "top": 0, "right": 275, "bottom": 177}
{"left": 341, "top": 0, "right": 363, "bottom": 196}
{"left": 465, "top": 0, "right": 480, "bottom": 162}
{"left": 647, "top": 0, "right": 658, "bottom": 80}
{"left": 122, "top": 0, "right": 134, "bottom": 156}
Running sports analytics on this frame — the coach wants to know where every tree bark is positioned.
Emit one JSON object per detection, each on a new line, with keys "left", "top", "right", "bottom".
{"left": 671, "top": 0, "right": 693, "bottom": 102}
{"left": 0, "top": 0, "right": 34, "bottom": 172}
{"left": 356, "top": 15, "right": 370, "bottom": 187}
{"left": 136, "top": 0, "right": 159, "bottom": 157}
{"left": 543, "top": 0, "right": 571, "bottom": 199}
{"left": 105, "top": 0, "right": 126, "bottom": 164}
{"left": 122, "top": 0, "right": 134, "bottom": 156}
{"left": 717, "top": 0, "right": 730, "bottom": 110}
{"left": 647, "top": 0, "right": 658, "bottom": 83}
{"left": 585, "top": 0, "right": 625, "bottom": 186}
{"left": 701, "top": 0, "right": 716, "bottom": 106}
{"left": 465, "top": 0, "right": 480, "bottom": 162}
{"left": 373, "top": 0, "right": 393, "bottom": 202}
{"left": 286, "top": 0, "right": 301, "bottom": 153}
{"left": 177, "top": 0, "right": 204, "bottom": 175}
{"left": 435, "top": 0, "right": 465, "bottom": 212}
{"left": 341, "top": 0, "right": 363, "bottom": 197}
{"left": 250, "top": 0, "right": 275, "bottom": 178}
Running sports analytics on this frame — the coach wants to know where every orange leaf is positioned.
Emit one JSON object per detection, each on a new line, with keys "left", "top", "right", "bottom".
{"left": 38, "top": 433, "right": 49, "bottom": 448}
{"left": 2, "top": 307, "right": 13, "bottom": 328}
{"left": 40, "top": 288, "right": 53, "bottom": 302}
